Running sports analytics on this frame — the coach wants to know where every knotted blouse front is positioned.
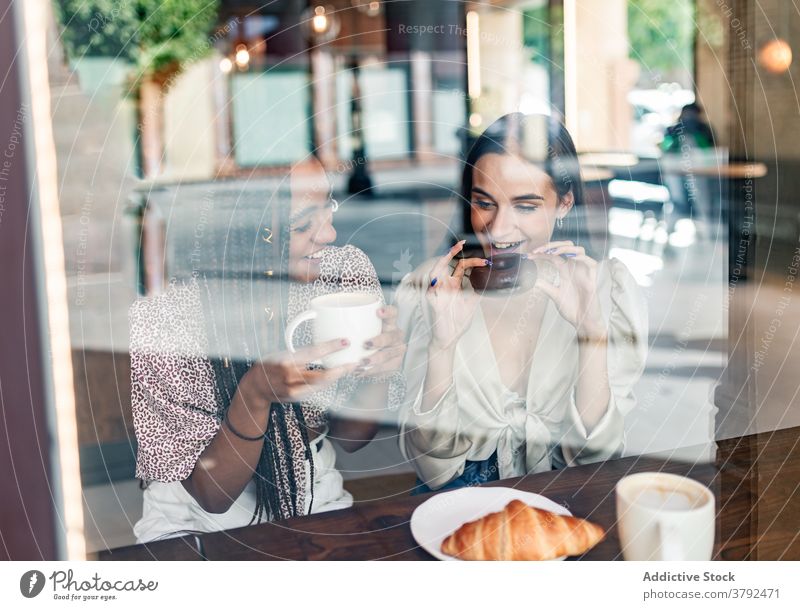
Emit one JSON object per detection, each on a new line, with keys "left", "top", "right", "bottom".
{"left": 396, "top": 257, "right": 648, "bottom": 490}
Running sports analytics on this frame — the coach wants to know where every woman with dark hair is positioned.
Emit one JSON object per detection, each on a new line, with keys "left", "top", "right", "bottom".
{"left": 131, "top": 158, "right": 404, "bottom": 542}
{"left": 397, "top": 113, "right": 647, "bottom": 492}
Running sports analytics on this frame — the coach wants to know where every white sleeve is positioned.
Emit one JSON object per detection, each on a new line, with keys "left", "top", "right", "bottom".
{"left": 395, "top": 268, "right": 472, "bottom": 490}
{"left": 558, "top": 258, "right": 648, "bottom": 466}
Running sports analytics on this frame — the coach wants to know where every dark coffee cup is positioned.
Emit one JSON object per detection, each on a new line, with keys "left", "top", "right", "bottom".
{"left": 461, "top": 247, "right": 537, "bottom": 293}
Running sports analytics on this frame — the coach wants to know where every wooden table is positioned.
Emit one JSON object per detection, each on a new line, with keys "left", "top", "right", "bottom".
{"left": 99, "top": 426, "right": 800, "bottom": 561}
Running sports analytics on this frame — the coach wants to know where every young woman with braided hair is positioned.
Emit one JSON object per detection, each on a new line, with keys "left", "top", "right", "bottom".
{"left": 131, "top": 158, "right": 404, "bottom": 542}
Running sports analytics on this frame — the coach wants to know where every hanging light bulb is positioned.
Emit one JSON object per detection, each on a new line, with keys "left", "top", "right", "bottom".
{"left": 234, "top": 44, "right": 250, "bottom": 69}
{"left": 219, "top": 57, "right": 233, "bottom": 73}
{"left": 303, "top": 5, "right": 340, "bottom": 43}
{"left": 312, "top": 6, "right": 329, "bottom": 34}
{"left": 758, "top": 38, "right": 792, "bottom": 74}
{"left": 351, "top": 0, "right": 381, "bottom": 16}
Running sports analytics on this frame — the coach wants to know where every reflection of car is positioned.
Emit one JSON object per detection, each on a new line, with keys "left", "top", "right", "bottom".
{"left": 628, "top": 87, "right": 695, "bottom": 155}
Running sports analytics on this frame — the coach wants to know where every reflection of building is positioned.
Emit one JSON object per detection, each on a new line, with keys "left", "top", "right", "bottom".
{"left": 210, "top": 0, "right": 468, "bottom": 173}
{"left": 98, "top": 0, "right": 646, "bottom": 181}
{"left": 205, "top": 0, "right": 641, "bottom": 176}
{"left": 59, "top": 1, "right": 711, "bottom": 181}
{"left": 464, "top": 0, "right": 638, "bottom": 152}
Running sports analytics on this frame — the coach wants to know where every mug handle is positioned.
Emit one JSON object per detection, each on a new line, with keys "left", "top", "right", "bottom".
{"left": 284, "top": 310, "right": 317, "bottom": 353}
{"left": 656, "top": 518, "right": 684, "bottom": 560}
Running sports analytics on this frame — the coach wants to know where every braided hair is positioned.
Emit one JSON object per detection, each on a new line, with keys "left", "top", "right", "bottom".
{"left": 181, "top": 183, "right": 316, "bottom": 523}
{"left": 208, "top": 357, "right": 315, "bottom": 523}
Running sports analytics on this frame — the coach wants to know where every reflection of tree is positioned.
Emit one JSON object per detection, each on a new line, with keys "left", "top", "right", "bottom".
{"left": 628, "top": 0, "right": 694, "bottom": 81}
{"left": 54, "top": 0, "right": 220, "bottom": 178}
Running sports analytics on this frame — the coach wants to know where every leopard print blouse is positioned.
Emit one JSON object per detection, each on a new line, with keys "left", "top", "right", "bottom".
{"left": 130, "top": 245, "right": 403, "bottom": 516}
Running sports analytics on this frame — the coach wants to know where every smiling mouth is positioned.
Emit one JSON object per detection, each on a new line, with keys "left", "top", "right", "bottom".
{"left": 304, "top": 248, "right": 326, "bottom": 260}
{"left": 490, "top": 240, "right": 525, "bottom": 253}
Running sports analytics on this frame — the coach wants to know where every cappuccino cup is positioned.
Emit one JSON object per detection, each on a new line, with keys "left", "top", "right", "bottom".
{"left": 284, "top": 292, "right": 381, "bottom": 368}
{"left": 616, "top": 472, "right": 715, "bottom": 561}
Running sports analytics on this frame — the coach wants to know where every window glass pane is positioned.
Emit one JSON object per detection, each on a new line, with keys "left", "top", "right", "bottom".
{"left": 232, "top": 70, "right": 312, "bottom": 166}
{"left": 336, "top": 63, "right": 411, "bottom": 160}
{"left": 24, "top": 0, "right": 797, "bottom": 561}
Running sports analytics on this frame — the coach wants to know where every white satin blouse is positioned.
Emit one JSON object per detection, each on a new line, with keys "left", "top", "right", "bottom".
{"left": 395, "top": 256, "right": 648, "bottom": 490}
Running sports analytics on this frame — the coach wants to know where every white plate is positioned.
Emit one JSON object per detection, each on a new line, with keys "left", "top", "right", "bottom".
{"left": 410, "top": 486, "right": 572, "bottom": 561}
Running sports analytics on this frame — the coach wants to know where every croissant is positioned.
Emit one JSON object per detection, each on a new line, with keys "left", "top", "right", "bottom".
{"left": 441, "top": 499, "right": 605, "bottom": 560}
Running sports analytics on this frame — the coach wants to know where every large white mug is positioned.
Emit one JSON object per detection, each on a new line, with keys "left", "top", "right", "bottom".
{"left": 284, "top": 292, "right": 381, "bottom": 368}
{"left": 616, "top": 472, "right": 715, "bottom": 561}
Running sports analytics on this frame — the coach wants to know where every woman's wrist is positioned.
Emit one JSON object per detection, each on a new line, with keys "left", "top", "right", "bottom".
{"left": 577, "top": 327, "right": 608, "bottom": 343}
{"left": 576, "top": 301, "right": 607, "bottom": 341}
{"left": 236, "top": 369, "right": 274, "bottom": 414}
{"left": 223, "top": 409, "right": 267, "bottom": 441}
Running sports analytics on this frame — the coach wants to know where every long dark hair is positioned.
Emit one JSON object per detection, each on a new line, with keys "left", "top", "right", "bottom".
{"left": 216, "top": 199, "right": 315, "bottom": 524}
{"left": 168, "top": 184, "right": 314, "bottom": 523}
{"left": 459, "top": 112, "right": 587, "bottom": 248}
{"left": 206, "top": 358, "right": 314, "bottom": 524}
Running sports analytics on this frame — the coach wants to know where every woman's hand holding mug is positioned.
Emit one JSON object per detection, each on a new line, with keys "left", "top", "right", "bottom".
{"left": 283, "top": 292, "right": 407, "bottom": 379}
{"left": 530, "top": 240, "right": 606, "bottom": 341}
{"left": 239, "top": 339, "right": 357, "bottom": 407}
{"left": 354, "top": 305, "right": 406, "bottom": 378}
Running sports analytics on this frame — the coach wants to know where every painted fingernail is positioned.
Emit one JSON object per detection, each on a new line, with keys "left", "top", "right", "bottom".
{"left": 545, "top": 248, "right": 557, "bottom": 254}
{"left": 364, "top": 340, "right": 374, "bottom": 349}
{"left": 430, "top": 277, "right": 438, "bottom": 287}
{"left": 340, "top": 339, "right": 350, "bottom": 346}
{"left": 563, "top": 252, "right": 577, "bottom": 258}
{"left": 484, "top": 259, "right": 492, "bottom": 266}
